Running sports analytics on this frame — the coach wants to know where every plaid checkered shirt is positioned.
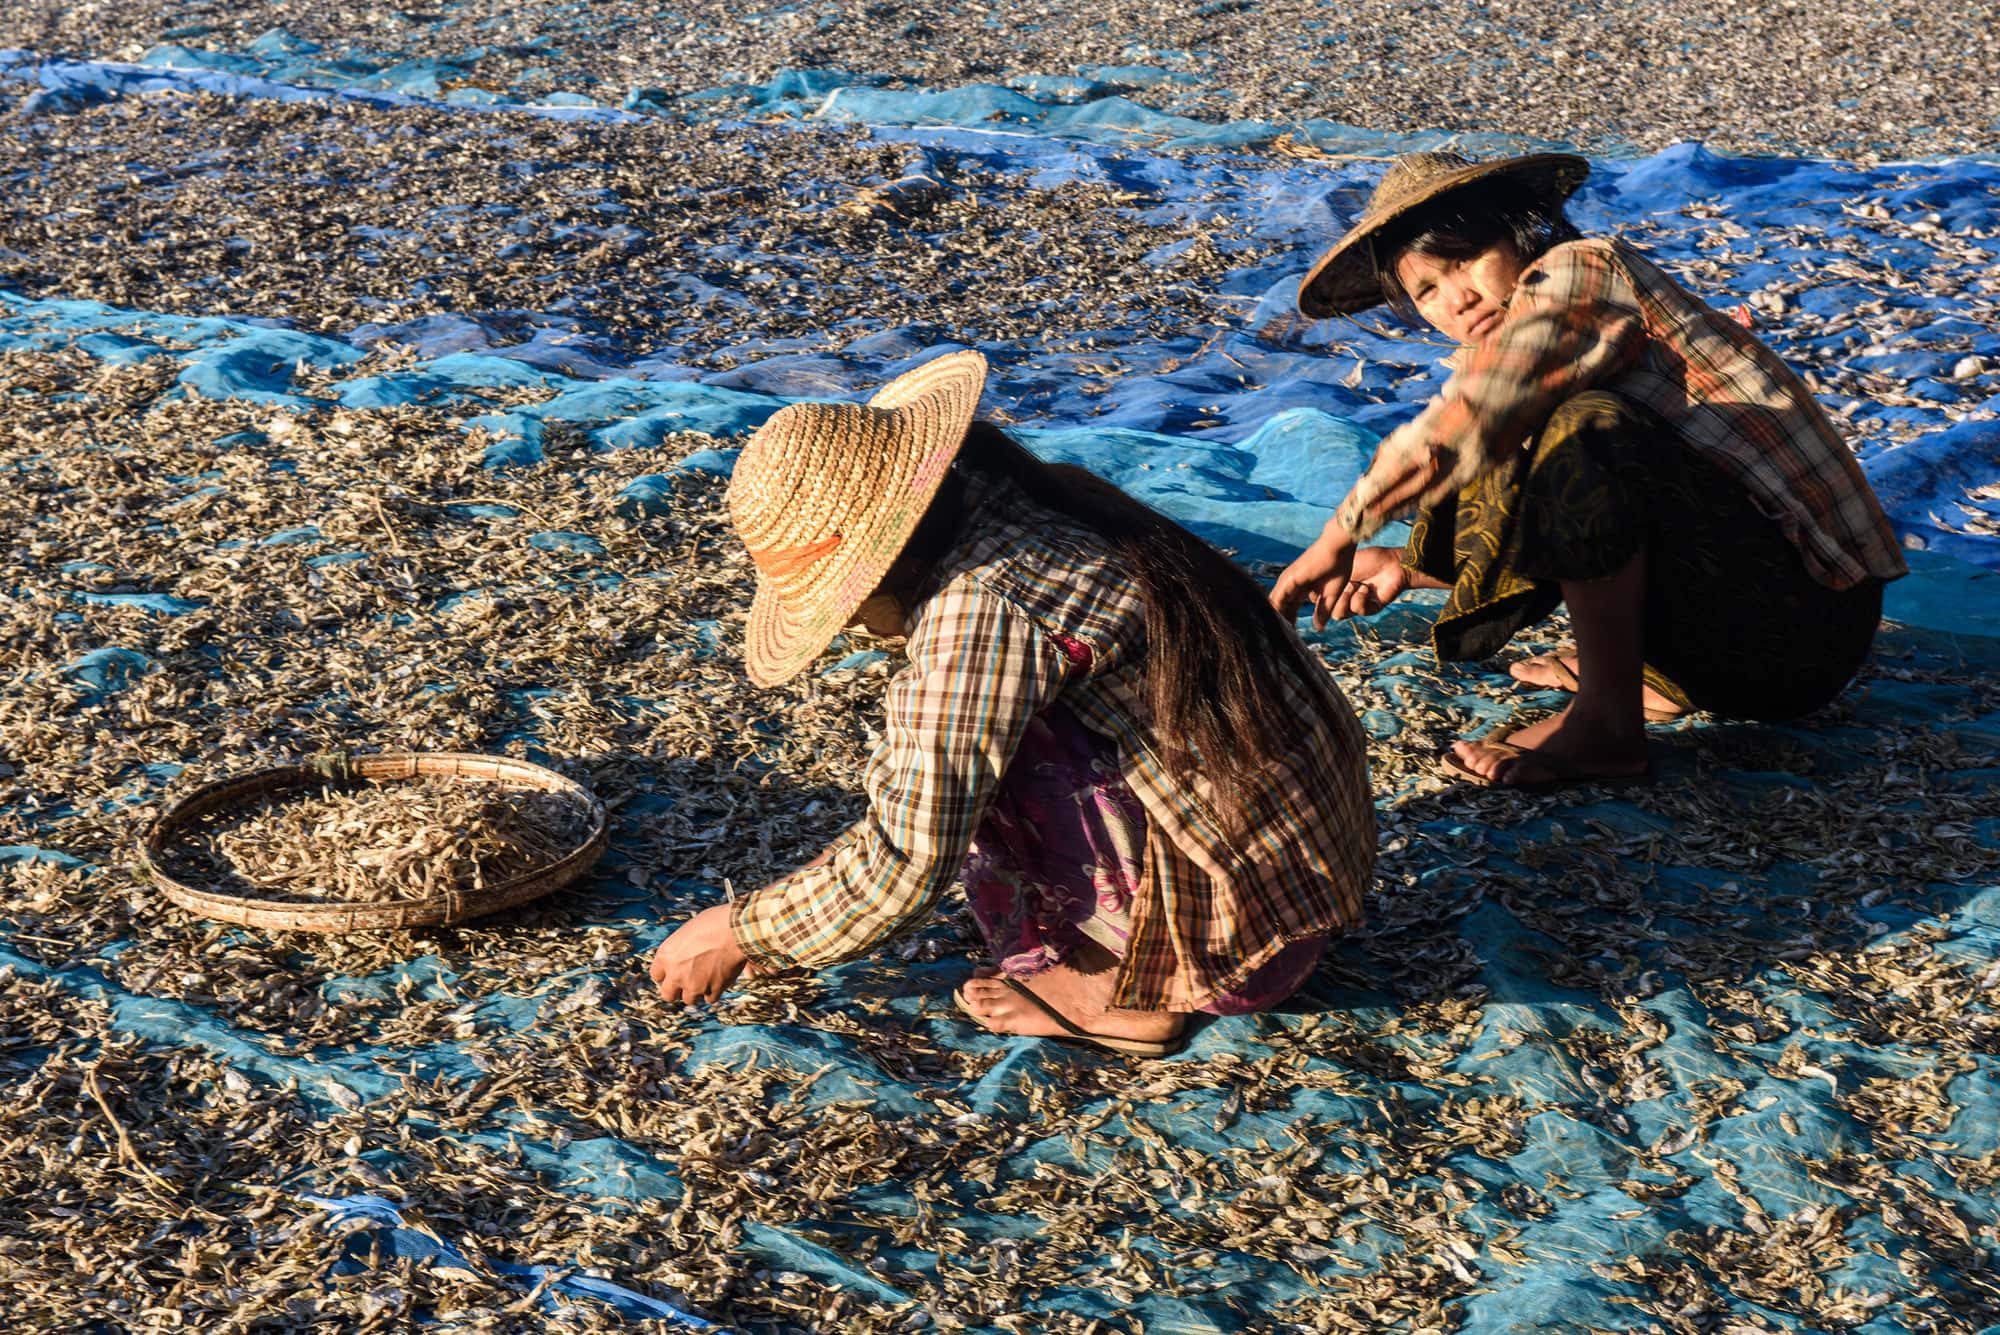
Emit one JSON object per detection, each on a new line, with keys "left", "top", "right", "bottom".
{"left": 1335, "top": 237, "right": 1908, "bottom": 589}
{"left": 730, "top": 474, "right": 1376, "bottom": 1013}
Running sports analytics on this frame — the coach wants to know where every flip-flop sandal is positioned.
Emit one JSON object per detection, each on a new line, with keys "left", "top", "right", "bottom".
{"left": 1439, "top": 734, "right": 1654, "bottom": 793}
{"left": 953, "top": 978, "right": 1185, "bottom": 1059}
{"left": 1512, "top": 654, "right": 1685, "bottom": 724}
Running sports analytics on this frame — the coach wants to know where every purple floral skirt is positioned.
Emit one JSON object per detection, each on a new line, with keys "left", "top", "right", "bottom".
{"left": 959, "top": 698, "right": 1326, "bottom": 1016}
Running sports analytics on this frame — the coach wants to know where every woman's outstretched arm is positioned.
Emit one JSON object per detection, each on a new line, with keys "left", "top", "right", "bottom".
{"left": 727, "top": 577, "right": 1070, "bottom": 972}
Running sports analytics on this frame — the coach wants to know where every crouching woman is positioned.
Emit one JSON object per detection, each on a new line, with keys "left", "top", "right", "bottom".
{"left": 650, "top": 351, "right": 1374, "bottom": 1055}
{"left": 1274, "top": 152, "right": 1908, "bottom": 788}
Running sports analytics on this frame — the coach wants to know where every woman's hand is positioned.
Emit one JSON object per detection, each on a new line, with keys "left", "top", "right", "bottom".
{"left": 1270, "top": 521, "right": 1359, "bottom": 631}
{"left": 648, "top": 903, "right": 751, "bottom": 1004}
{"left": 1328, "top": 547, "right": 1412, "bottom": 621}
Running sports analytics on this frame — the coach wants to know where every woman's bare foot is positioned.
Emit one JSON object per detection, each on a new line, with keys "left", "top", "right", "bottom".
{"left": 1510, "top": 652, "right": 1688, "bottom": 722}
{"left": 957, "top": 944, "right": 1185, "bottom": 1047}
{"left": 1449, "top": 704, "right": 1650, "bottom": 786}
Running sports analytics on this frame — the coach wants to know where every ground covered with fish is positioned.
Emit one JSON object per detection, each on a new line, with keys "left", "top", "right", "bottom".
{"left": 3, "top": 5, "right": 2000, "bottom": 1333}
{"left": 2, "top": 91, "right": 1994, "bottom": 551}
{"left": 6, "top": 0, "right": 2000, "bottom": 161}
{"left": 2, "top": 351, "right": 1998, "bottom": 1332}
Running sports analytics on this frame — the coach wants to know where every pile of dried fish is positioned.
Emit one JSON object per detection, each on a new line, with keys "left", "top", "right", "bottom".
{"left": 160, "top": 777, "right": 596, "bottom": 903}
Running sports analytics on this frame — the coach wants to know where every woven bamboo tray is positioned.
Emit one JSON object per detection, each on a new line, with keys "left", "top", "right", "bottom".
{"left": 138, "top": 751, "right": 608, "bottom": 932}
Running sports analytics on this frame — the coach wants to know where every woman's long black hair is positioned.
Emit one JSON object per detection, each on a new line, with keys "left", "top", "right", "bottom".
{"left": 899, "top": 421, "right": 1349, "bottom": 829}
{"left": 1370, "top": 175, "right": 1582, "bottom": 324}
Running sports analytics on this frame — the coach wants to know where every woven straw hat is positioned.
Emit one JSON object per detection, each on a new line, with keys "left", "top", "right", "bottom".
{"left": 1297, "top": 151, "right": 1590, "bottom": 318}
{"left": 729, "top": 349, "right": 987, "bottom": 686}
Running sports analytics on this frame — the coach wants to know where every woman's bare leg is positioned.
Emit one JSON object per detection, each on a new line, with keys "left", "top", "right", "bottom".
{"left": 1451, "top": 551, "right": 1653, "bottom": 783}
{"left": 957, "top": 939, "right": 1187, "bottom": 1043}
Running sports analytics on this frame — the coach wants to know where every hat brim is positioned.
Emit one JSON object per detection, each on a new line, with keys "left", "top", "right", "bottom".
{"left": 740, "top": 349, "right": 987, "bottom": 687}
{"left": 1297, "top": 154, "right": 1590, "bottom": 320}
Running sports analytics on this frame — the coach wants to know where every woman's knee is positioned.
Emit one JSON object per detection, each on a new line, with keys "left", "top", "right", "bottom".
{"left": 1512, "top": 393, "right": 1662, "bottom": 579}
{"left": 1525, "top": 392, "right": 1664, "bottom": 500}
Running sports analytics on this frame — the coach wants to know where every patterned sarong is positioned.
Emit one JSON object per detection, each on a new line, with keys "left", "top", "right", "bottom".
{"left": 960, "top": 701, "right": 1326, "bottom": 1016}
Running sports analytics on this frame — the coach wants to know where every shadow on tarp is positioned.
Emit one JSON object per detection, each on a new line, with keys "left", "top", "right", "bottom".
{"left": 7, "top": 294, "right": 1996, "bottom": 582}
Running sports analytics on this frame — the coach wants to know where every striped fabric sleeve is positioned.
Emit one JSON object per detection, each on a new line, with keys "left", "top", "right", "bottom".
{"left": 730, "top": 575, "right": 1069, "bottom": 969}
{"left": 1336, "top": 243, "right": 1648, "bottom": 543}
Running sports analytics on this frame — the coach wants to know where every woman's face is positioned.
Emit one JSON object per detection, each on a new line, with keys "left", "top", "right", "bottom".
{"left": 1395, "top": 239, "right": 1525, "bottom": 345}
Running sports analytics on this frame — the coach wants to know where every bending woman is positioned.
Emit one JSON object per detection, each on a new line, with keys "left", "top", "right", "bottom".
{"left": 649, "top": 351, "right": 1375, "bottom": 1055}
{"left": 1272, "top": 152, "right": 1908, "bottom": 789}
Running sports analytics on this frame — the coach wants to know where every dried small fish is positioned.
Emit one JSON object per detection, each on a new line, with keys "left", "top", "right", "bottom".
{"left": 160, "top": 777, "right": 594, "bottom": 904}
{"left": 0, "top": 17, "right": 1996, "bottom": 1325}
